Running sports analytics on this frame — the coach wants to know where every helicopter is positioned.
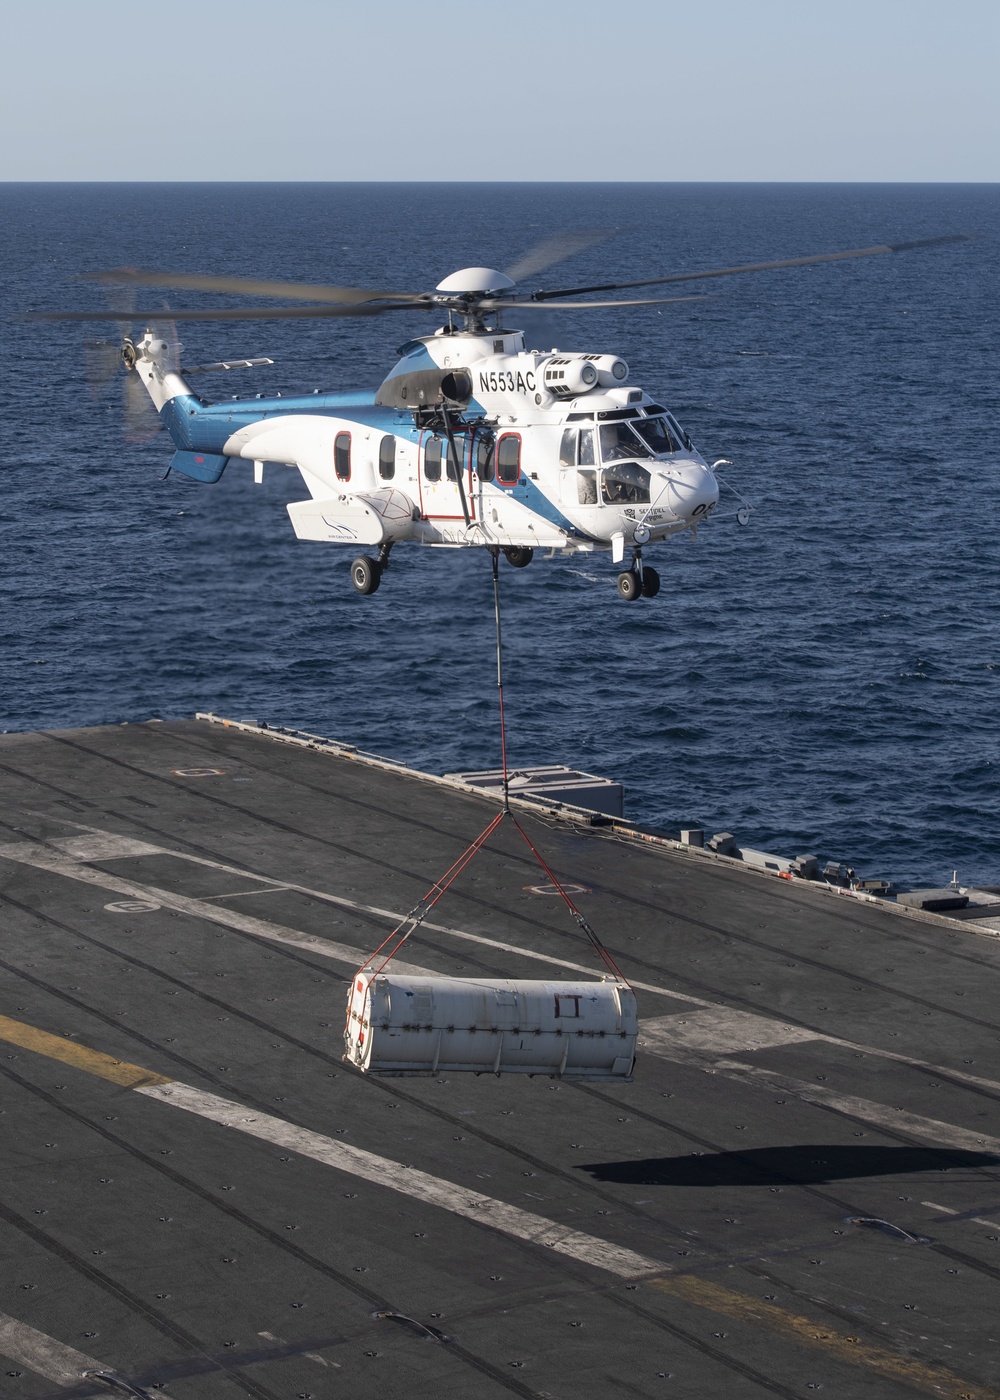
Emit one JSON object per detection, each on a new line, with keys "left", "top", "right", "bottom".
{"left": 35, "top": 233, "right": 965, "bottom": 600}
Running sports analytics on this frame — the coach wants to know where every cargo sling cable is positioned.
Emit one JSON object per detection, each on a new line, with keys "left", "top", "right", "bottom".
{"left": 344, "top": 550, "right": 637, "bottom": 1078}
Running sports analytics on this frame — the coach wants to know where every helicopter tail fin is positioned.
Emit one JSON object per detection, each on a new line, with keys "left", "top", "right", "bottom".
{"left": 123, "top": 329, "right": 191, "bottom": 414}
{"left": 124, "top": 331, "right": 231, "bottom": 480}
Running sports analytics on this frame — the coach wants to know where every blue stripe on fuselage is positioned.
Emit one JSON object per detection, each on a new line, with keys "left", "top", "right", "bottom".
{"left": 508, "top": 473, "right": 592, "bottom": 541}
{"left": 159, "top": 390, "right": 419, "bottom": 453}
{"left": 158, "top": 391, "right": 594, "bottom": 542}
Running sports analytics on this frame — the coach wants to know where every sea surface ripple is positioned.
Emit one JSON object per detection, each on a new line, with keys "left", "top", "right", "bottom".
{"left": 1, "top": 182, "right": 998, "bottom": 890}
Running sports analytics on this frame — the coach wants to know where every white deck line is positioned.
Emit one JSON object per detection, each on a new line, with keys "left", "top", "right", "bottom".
{"left": 0, "top": 841, "right": 433, "bottom": 978}
{"left": 6, "top": 827, "right": 1000, "bottom": 1272}
{"left": 6, "top": 830, "right": 1000, "bottom": 1107}
{"left": 0, "top": 1310, "right": 104, "bottom": 1384}
{"left": 0, "top": 836, "right": 692, "bottom": 999}
{"left": 138, "top": 1081, "right": 664, "bottom": 1280}
{"left": 922, "top": 1201, "right": 1000, "bottom": 1230}
{"left": 196, "top": 712, "right": 997, "bottom": 939}
{"left": 710, "top": 1060, "right": 1000, "bottom": 1156}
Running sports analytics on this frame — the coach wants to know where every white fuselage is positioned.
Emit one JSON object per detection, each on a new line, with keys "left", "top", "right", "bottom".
{"left": 133, "top": 325, "right": 720, "bottom": 560}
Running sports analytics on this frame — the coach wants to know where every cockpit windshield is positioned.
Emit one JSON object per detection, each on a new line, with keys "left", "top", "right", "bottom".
{"left": 602, "top": 462, "right": 651, "bottom": 504}
{"left": 599, "top": 421, "right": 653, "bottom": 462}
{"left": 646, "top": 404, "right": 694, "bottom": 452}
{"left": 633, "top": 415, "right": 679, "bottom": 455}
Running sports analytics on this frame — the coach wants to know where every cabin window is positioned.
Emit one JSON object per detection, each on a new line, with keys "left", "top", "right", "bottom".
{"left": 555, "top": 994, "right": 581, "bottom": 1018}
{"left": 633, "top": 415, "right": 678, "bottom": 455}
{"left": 577, "top": 469, "right": 598, "bottom": 505}
{"left": 496, "top": 434, "right": 521, "bottom": 484}
{"left": 602, "top": 462, "right": 651, "bottom": 505}
{"left": 378, "top": 435, "right": 396, "bottom": 480}
{"left": 476, "top": 435, "right": 495, "bottom": 482}
{"left": 599, "top": 421, "right": 653, "bottom": 463}
{"left": 444, "top": 438, "right": 460, "bottom": 482}
{"left": 559, "top": 429, "right": 576, "bottom": 467}
{"left": 334, "top": 431, "right": 351, "bottom": 480}
{"left": 424, "top": 437, "right": 442, "bottom": 482}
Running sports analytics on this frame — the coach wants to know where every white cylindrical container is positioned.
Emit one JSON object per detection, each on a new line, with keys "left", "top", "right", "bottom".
{"left": 344, "top": 973, "right": 637, "bottom": 1079}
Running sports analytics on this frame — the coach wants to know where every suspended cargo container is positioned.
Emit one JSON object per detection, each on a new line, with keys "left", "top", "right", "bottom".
{"left": 344, "top": 973, "right": 637, "bottom": 1079}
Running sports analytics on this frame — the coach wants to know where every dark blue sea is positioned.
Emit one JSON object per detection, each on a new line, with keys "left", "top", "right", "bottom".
{"left": 2, "top": 183, "right": 998, "bottom": 890}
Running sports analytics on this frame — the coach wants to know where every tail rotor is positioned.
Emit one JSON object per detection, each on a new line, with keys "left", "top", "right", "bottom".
{"left": 81, "top": 282, "right": 180, "bottom": 445}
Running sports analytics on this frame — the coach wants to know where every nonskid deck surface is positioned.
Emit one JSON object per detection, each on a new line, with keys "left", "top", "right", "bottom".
{"left": 1, "top": 719, "right": 999, "bottom": 1400}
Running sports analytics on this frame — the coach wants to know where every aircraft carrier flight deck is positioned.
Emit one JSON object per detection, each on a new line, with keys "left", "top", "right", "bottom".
{"left": 1, "top": 717, "right": 999, "bottom": 1399}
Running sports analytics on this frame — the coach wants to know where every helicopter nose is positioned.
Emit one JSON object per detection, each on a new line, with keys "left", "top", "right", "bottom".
{"left": 663, "top": 463, "right": 719, "bottom": 522}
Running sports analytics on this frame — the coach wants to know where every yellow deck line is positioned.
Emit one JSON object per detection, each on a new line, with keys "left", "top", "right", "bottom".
{"left": 0, "top": 1016, "right": 172, "bottom": 1088}
{"left": 648, "top": 1276, "right": 1000, "bottom": 1399}
{"left": 2, "top": 1013, "right": 995, "bottom": 1400}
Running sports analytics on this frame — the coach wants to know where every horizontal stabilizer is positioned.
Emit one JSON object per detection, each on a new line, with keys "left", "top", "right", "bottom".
{"left": 184, "top": 357, "right": 275, "bottom": 375}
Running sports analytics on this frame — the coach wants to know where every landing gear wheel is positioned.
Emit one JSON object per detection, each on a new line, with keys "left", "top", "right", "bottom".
{"left": 502, "top": 546, "right": 534, "bottom": 569}
{"left": 617, "top": 570, "right": 642, "bottom": 601}
{"left": 640, "top": 566, "right": 661, "bottom": 598}
{"left": 350, "top": 556, "right": 382, "bottom": 595}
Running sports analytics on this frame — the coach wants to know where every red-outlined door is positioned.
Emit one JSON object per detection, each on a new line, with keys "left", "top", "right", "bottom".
{"left": 417, "top": 429, "right": 476, "bottom": 521}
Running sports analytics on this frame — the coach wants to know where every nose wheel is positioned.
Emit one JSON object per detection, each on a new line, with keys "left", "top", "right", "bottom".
{"left": 617, "top": 554, "right": 661, "bottom": 601}
{"left": 617, "top": 570, "right": 641, "bottom": 601}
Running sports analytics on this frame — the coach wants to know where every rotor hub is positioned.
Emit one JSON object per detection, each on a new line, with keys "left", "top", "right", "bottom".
{"left": 434, "top": 267, "right": 516, "bottom": 298}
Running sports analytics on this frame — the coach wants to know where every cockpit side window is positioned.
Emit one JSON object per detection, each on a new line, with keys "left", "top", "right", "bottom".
{"left": 559, "top": 429, "right": 577, "bottom": 467}
{"left": 577, "top": 469, "right": 598, "bottom": 505}
{"left": 578, "top": 429, "right": 595, "bottom": 465}
{"left": 633, "top": 416, "right": 678, "bottom": 454}
{"left": 601, "top": 462, "right": 651, "bottom": 505}
{"left": 424, "top": 437, "right": 442, "bottom": 482}
{"left": 599, "top": 421, "right": 653, "bottom": 462}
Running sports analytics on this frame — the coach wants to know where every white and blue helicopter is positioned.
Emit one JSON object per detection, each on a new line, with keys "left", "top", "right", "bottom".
{"left": 38, "top": 233, "right": 963, "bottom": 600}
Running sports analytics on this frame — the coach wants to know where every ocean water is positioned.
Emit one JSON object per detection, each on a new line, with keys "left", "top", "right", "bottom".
{"left": 1, "top": 182, "right": 998, "bottom": 890}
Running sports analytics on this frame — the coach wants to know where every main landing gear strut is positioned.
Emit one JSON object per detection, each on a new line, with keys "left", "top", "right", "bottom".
{"left": 350, "top": 542, "right": 393, "bottom": 596}
{"left": 351, "top": 542, "right": 533, "bottom": 596}
{"left": 617, "top": 550, "right": 660, "bottom": 602}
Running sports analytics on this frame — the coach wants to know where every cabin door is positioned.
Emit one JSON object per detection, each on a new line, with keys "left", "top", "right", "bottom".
{"left": 418, "top": 430, "right": 475, "bottom": 521}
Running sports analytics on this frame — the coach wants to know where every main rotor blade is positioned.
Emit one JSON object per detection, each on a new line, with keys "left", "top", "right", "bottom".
{"left": 123, "top": 372, "right": 163, "bottom": 442}
{"left": 530, "top": 233, "right": 971, "bottom": 301}
{"left": 504, "top": 228, "right": 614, "bottom": 284}
{"left": 95, "top": 281, "right": 137, "bottom": 341}
{"left": 83, "top": 338, "right": 122, "bottom": 400}
{"left": 487, "top": 293, "right": 708, "bottom": 310}
{"left": 29, "top": 301, "right": 431, "bottom": 323}
{"left": 82, "top": 267, "right": 427, "bottom": 306}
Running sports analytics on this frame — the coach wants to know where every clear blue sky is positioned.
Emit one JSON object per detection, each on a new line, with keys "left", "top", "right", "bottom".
{"left": 2, "top": 0, "right": 997, "bottom": 181}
